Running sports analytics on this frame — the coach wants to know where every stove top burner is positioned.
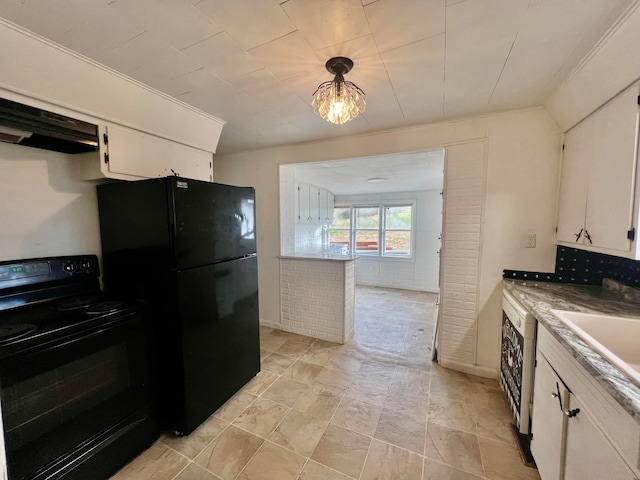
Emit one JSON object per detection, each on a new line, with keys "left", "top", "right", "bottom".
{"left": 54, "top": 296, "right": 95, "bottom": 311}
{"left": 0, "top": 323, "right": 36, "bottom": 342}
{"left": 84, "top": 300, "right": 124, "bottom": 315}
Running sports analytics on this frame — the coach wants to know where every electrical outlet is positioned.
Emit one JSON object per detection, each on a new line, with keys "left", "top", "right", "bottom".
{"left": 525, "top": 233, "right": 536, "bottom": 248}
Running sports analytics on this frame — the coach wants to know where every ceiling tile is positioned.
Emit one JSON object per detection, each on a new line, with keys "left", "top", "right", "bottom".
{"left": 362, "top": 105, "right": 406, "bottom": 130}
{"left": 248, "top": 31, "right": 321, "bottom": 82}
{"left": 161, "top": 67, "right": 237, "bottom": 100}
{"left": 445, "top": 0, "right": 529, "bottom": 48}
{"left": 182, "top": 32, "right": 264, "bottom": 81}
{"left": 195, "top": 0, "right": 296, "bottom": 49}
{"left": 107, "top": 0, "right": 222, "bottom": 50}
{"left": 129, "top": 48, "right": 204, "bottom": 89}
{"left": 0, "top": 0, "right": 70, "bottom": 40}
{"left": 364, "top": 0, "right": 445, "bottom": 53}
{"left": 444, "top": 34, "right": 515, "bottom": 115}
{"left": 97, "top": 32, "right": 170, "bottom": 75}
{"left": 381, "top": 34, "right": 445, "bottom": 122}
{"left": 281, "top": 0, "right": 371, "bottom": 50}
{"left": 233, "top": 68, "right": 291, "bottom": 102}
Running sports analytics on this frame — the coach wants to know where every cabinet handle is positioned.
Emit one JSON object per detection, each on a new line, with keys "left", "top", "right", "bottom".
{"left": 574, "top": 228, "right": 583, "bottom": 242}
{"left": 564, "top": 408, "right": 581, "bottom": 418}
{"left": 584, "top": 229, "right": 592, "bottom": 244}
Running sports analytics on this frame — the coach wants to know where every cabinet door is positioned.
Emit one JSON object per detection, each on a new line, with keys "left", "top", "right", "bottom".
{"left": 297, "top": 183, "right": 310, "bottom": 223}
{"left": 564, "top": 394, "right": 637, "bottom": 480}
{"left": 309, "top": 185, "right": 320, "bottom": 223}
{"left": 557, "top": 120, "right": 591, "bottom": 245}
{"left": 318, "top": 189, "right": 335, "bottom": 225}
{"left": 531, "top": 355, "right": 569, "bottom": 480}
{"left": 319, "top": 188, "right": 329, "bottom": 224}
{"left": 584, "top": 86, "right": 638, "bottom": 252}
{"left": 557, "top": 84, "right": 639, "bottom": 253}
{"left": 102, "top": 124, "right": 213, "bottom": 181}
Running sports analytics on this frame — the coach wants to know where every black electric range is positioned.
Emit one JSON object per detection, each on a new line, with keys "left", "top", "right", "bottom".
{"left": 0, "top": 255, "right": 158, "bottom": 480}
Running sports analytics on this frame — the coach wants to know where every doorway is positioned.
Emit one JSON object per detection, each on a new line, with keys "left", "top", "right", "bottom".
{"left": 278, "top": 149, "right": 445, "bottom": 353}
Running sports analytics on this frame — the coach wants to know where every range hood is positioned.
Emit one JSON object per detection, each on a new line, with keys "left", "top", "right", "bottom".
{"left": 0, "top": 98, "right": 99, "bottom": 154}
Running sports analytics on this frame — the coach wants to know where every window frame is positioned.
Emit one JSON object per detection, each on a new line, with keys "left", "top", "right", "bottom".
{"left": 329, "top": 201, "right": 416, "bottom": 260}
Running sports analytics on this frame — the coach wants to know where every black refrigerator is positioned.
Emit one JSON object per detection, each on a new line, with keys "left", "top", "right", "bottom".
{"left": 97, "top": 176, "right": 260, "bottom": 435}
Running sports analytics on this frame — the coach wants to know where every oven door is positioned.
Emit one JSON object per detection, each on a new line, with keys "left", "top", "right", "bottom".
{"left": 0, "top": 313, "right": 155, "bottom": 480}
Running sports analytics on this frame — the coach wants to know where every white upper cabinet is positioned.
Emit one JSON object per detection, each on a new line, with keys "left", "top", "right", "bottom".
{"left": 556, "top": 84, "right": 640, "bottom": 257}
{"left": 319, "top": 189, "right": 335, "bottom": 225}
{"left": 96, "top": 124, "right": 213, "bottom": 181}
{"left": 309, "top": 185, "right": 320, "bottom": 223}
{"left": 296, "top": 181, "right": 334, "bottom": 225}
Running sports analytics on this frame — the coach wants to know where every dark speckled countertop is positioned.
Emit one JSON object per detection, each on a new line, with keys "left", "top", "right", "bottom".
{"left": 503, "top": 279, "right": 640, "bottom": 424}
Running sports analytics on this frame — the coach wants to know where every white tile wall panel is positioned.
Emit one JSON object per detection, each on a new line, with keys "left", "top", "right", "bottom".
{"left": 280, "top": 166, "right": 296, "bottom": 254}
{"left": 280, "top": 258, "right": 355, "bottom": 343}
{"left": 438, "top": 140, "right": 486, "bottom": 366}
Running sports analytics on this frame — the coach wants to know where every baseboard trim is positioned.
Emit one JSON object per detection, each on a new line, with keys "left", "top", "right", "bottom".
{"left": 438, "top": 359, "right": 498, "bottom": 380}
{"left": 259, "top": 319, "right": 282, "bottom": 331}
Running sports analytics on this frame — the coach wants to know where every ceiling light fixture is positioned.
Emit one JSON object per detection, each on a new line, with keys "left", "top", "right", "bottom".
{"left": 367, "top": 177, "right": 387, "bottom": 183}
{"left": 312, "top": 57, "right": 366, "bottom": 125}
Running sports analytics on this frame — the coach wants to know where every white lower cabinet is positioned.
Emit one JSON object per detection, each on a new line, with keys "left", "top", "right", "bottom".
{"left": 531, "top": 324, "right": 639, "bottom": 480}
{"left": 564, "top": 394, "right": 636, "bottom": 480}
{"left": 531, "top": 356, "right": 568, "bottom": 480}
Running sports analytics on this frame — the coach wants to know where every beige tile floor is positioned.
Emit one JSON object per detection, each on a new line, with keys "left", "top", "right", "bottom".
{"left": 111, "top": 286, "right": 540, "bottom": 480}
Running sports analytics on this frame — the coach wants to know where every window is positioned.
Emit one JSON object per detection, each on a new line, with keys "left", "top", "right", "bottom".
{"left": 384, "top": 205, "right": 412, "bottom": 256}
{"left": 330, "top": 203, "right": 414, "bottom": 258}
{"left": 354, "top": 206, "right": 380, "bottom": 255}
{"left": 329, "top": 206, "right": 351, "bottom": 250}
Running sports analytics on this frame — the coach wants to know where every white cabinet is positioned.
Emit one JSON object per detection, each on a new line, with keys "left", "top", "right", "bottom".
{"left": 296, "top": 182, "right": 334, "bottom": 225}
{"left": 319, "top": 189, "right": 334, "bottom": 225}
{"left": 80, "top": 124, "right": 213, "bottom": 181}
{"left": 297, "top": 183, "right": 311, "bottom": 223}
{"left": 530, "top": 356, "right": 568, "bottom": 480}
{"left": 531, "top": 324, "right": 640, "bottom": 480}
{"left": 556, "top": 84, "right": 640, "bottom": 257}
{"left": 309, "top": 185, "right": 320, "bottom": 223}
{"left": 564, "top": 394, "right": 637, "bottom": 480}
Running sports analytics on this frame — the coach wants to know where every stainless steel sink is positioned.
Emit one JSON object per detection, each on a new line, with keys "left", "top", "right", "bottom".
{"left": 550, "top": 309, "right": 640, "bottom": 387}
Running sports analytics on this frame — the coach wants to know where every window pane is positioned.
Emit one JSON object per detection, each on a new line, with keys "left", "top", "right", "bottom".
{"left": 385, "top": 230, "right": 411, "bottom": 256}
{"left": 355, "top": 230, "right": 379, "bottom": 254}
{"left": 386, "top": 206, "right": 412, "bottom": 230}
{"left": 329, "top": 229, "right": 350, "bottom": 249}
{"left": 355, "top": 207, "right": 379, "bottom": 228}
{"left": 333, "top": 207, "right": 351, "bottom": 228}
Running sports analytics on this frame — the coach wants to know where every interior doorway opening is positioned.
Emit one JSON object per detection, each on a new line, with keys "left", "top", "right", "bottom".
{"left": 278, "top": 148, "right": 445, "bottom": 356}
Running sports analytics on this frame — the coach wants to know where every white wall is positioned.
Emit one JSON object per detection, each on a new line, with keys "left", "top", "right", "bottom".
{"left": 213, "top": 107, "right": 560, "bottom": 374}
{"left": 0, "top": 142, "right": 102, "bottom": 262}
{"left": 335, "top": 190, "right": 442, "bottom": 292}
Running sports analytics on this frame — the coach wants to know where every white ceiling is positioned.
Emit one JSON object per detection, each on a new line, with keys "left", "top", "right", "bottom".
{"left": 0, "top": 0, "right": 636, "bottom": 156}
{"left": 293, "top": 149, "right": 444, "bottom": 195}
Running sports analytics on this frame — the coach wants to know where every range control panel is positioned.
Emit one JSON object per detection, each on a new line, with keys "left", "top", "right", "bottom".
{"left": 0, "top": 255, "right": 99, "bottom": 290}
